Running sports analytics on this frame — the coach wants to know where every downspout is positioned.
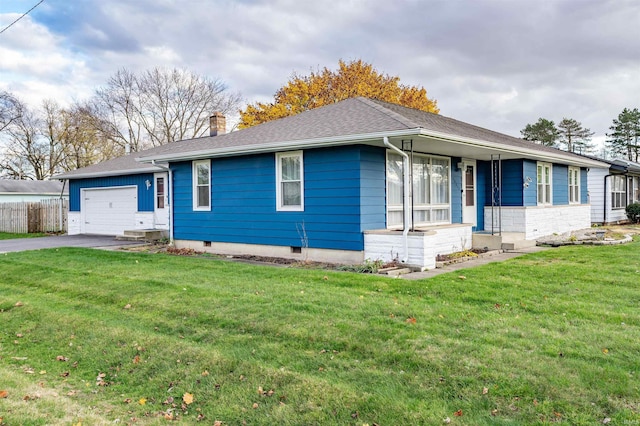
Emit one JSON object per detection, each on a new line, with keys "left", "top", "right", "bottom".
{"left": 59, "top": 179, "right": 67, "bottom": 232}
{"left": 152, "top": 160, "right": 174, "bottom": 244}
{"left": 603, "top": 174, "right": 612, "bottom": 225}
{"left": 383, "top": 136, "right": 411, "bottom": 263}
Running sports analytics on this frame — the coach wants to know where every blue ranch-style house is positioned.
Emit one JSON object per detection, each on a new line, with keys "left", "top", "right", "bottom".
{"left": 56, "top": 97, "right": 606, "bottom": 270}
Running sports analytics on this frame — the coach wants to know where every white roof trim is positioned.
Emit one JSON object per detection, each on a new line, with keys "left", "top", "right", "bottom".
{"left": 54, "top": 166, "right": 165, "bottom": 180}
{"left": 137, "top": 127, "right": 608, "bottom": 168}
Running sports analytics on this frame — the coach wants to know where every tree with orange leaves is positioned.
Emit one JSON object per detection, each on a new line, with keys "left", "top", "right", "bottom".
{"left": 239, "top": 60, "right": 438, "bottom": 128}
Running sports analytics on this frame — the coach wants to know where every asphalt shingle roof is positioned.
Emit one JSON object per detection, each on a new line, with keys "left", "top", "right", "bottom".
{"left": 56, "top": 97, "right": 605, "bottom": 179}
{"left": 0, "top": 180, "right": 67, "bottom": 194}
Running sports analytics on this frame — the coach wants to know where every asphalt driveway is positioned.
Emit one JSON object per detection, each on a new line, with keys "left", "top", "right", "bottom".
{"left": 0, "top": 235, "right": 143, "bottom": 253}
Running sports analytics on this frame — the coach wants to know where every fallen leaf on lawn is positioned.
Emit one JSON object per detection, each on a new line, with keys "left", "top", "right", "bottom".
{"left": 123, "top": 304, "right": 131, "bottom": 309}
{"left": 258, "top": 386, "right": 264, "bottom": 396}
{"left": 554, "top": 411, "right": 562, "bottom": 418}
{"left": 164, "top": 412, "right": 174, "bottom": 420}
{"left": 138, "top": 397, "right": 147, "bottom": 405}
{"left": 458, "top": 275, "right": 466, "bottom": 280}
{"left": 196, "top": 413, "right": 205, "bottom": 421}
{"left": 56, "top": 355, "right": 68, "bottom": 362}
{"left": 482, "top": 387, "right": 489, "bottom": 395}
{"left": 454, "top": 409, "right": 463, "bottom": 417}
{"left": 267, "top": 389, "right": 274, "bottom": 397}
{"left": 133, "top": 355, "right": 140, "bottom": 364}
{"left": 603, "top": 417, "right": 612, "bottom": 424}
{"left": 406, "top": 317, "right": 417, "bottom": 324}
{"left": 39, "top": 370, "right": 47, "bottom": 375}
{"left": 602, "top": 348, "right": 609, "bottom": 354}
{"left": 15, "top": 301, "right": 23, "bottom": 307}
{"left": 163, "top": 396, "right": 174, "bottom": 405}
{"left": 252, "top": 402, "right": 259, "bottom": 409}
{"left": 60, "top": 371, "right": 70, "bottom": 377}
{"left": 183, "top": 392, "right": 194, "bottom": 405}
{"left": 443, "top": 417, "right": 451, "bottom": 424}
{"left": 214, "top": 421, "right": 223, "bottom": 426}
{"left": 16, "top": 333, "right": 23, "bottom": 338}
{"left": 323, "top": 276, "right": 328, "bottom": 280}
{"left": 11, "top": 357, "right": 28, "bottom": 360}
{"left": 0, "top": 390, "right": 8, "bottom": 398}
{"left": 491, "top": 409, "right": 498, "bottom": 416}
{"left": 23, "top": 395, "right": 31, "bottom": 401}
{"left": 201, "top": 370, "right": 209, "bottom": 377}
{"left": 67, "top": 390, "right": 77, "bottom": 396}
{"left": 494, "top": 303, "right": 501, "bottom": 309}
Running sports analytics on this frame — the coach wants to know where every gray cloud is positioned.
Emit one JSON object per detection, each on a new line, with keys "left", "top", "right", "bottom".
{"left": 1, "top": 0, "right": 638, "bottom": 147}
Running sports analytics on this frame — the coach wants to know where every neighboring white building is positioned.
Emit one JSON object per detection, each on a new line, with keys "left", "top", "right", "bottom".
{"left": 0, "top": 180, "right": 68, "bottom": 203}
{"left": 588, "top": 158, "right": 640, "bottom": 224}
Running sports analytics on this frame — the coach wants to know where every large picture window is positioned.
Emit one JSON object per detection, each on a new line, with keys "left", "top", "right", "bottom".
{"left": 611, "top": 175, "right": 626, "bottom": 210}
{"left": 276, "top": 151, "right": 304, "bottom": 211}
{"left": 387, "top": 152, "right": 450, "bottom": 228}
{"left": 537, "top": 163, "right": 552, "bottom": 205}
{"left": 568, "top": 167, "right": 580, "bottom": 204}
{"left": 193, "top": 160, "right": 211, "bottom": 211}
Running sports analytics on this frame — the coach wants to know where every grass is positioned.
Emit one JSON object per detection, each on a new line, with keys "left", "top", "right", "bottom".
{"left": 0, "top": 232, "right": 48, "bottom": 240}
{"left": 0, "top": 244, "right": 639, "bottom": 425}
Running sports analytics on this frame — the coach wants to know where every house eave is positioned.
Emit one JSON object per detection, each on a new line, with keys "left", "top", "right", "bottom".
{"left": 135, "top": 129, "right": 420, "bottom": 163}
{"left": 416, "top": 129, "right": 610, "bottom": 168}
{"left": 54, "top": 166, "right": 166, "bottom": 180}
{"left": 134, "top": 127, "right": 609, "bottom": 169}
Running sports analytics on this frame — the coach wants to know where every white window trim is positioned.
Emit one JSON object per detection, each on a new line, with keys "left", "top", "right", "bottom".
{"left": 386, "top": 151, "right": 451, "bottom": 229}
{"left": 611, "top": 175, "right": 626, "bottom": 210}
{"left": 537, "top": 162, "right": 553, "bottom": 206}
{"left": 192, "top": 159, "right": 211, "bottom": 211}
{"left": 568, "top": 167, "right": 580, "bottom": 204}
{"left": 276, "top": 151, "right": 304, "bottom": 212}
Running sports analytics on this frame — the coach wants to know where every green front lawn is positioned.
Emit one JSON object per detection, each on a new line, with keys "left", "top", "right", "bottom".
{"left": 0, "top": 244, "right": 639, "bottom": 425}
{"left": 0, "top": 232, "right": 48, "bottom": 240}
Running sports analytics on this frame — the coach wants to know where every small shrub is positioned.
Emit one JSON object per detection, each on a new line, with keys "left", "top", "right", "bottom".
{"left": 626, "top": 202, "right": 640, "bottom": 223}
{"left": 339, "top": 258, "right": 384, "bottom": 273}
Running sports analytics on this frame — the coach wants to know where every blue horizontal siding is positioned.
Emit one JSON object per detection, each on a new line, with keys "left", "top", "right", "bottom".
{"left": 502, "top": 160, "right": 525, "bottom": 206}
{"left": 451, "top": 158, "right": 462, "bottom": 224}
{"left": 581, "top": 168, "right": 588, "bottom": 204}
{"left": 523, "top": 160, "right": 538, "bottom": 206}
{"left": 553, "top": 164, "right": 569, "bottom": 205}
{"left": 68, "top": 174, "right": 155, "bottom": 212}
{"left": 172, "top": 145, "right": 386, "bottom": 251}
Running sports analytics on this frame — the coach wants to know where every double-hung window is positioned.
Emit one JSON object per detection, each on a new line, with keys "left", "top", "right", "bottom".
{"left": 387, "top": 152, "right": 450, "bottom": 228}
{"left": 276, "top": 151, "right": 304, "bottom": 211}
{"left": 611, "top": 175, "right": 626, "bottom": 210}
{"left": 568, "top": 167, "right": 580, "bottom": 204}
{"left": 193, "top": 160, "right": 211, "bottom": 211}
{"left": 537, "top": 163, "right": 552, "bottom": 205}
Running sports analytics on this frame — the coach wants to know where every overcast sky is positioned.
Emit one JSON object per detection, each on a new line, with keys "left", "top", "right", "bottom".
{"left": 1, "top": 0, "right": 639, "bottom": 150}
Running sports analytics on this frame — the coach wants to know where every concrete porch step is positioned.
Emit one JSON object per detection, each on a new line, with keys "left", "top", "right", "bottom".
{"left": 116, "top": 229, "right": 167, "bottom": 242}
{"left": 473, "top": 232, "right": 536, "bottom": 252}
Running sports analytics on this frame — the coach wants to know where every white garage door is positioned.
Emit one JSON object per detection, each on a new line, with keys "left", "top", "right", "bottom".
{"left": 82, "top": 186, "right": 137, "bottom": 235}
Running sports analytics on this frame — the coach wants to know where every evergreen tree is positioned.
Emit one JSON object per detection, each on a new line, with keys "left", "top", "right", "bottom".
{"left": 606, "top": 108, "right": 640, "bottom": 161}
{"left": 557, "top": 118, "right": 594, "bottom": 154}
{"left": 520, "top": 118, "right": 559, "bottom": 147}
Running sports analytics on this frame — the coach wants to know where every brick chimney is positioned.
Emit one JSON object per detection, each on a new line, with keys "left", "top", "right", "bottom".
{"left": 209, "top": 112, "right": 226, "bottom": 136}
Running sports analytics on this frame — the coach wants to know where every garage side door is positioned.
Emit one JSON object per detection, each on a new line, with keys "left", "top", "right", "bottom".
{"left": 82, "top": 187, "right": 137, "bottom": 235}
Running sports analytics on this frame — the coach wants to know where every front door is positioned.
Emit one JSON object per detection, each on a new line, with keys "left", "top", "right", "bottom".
{"left": 462, "top": 160, "right": 477, "bottom": 226}
{"left": 154, "top": 172, "right": 169, "bottom": 229}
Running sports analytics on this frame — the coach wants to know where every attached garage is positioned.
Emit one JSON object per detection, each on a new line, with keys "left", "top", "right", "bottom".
{"left": 81, "top": 186, "right": 137, "bottom": 235}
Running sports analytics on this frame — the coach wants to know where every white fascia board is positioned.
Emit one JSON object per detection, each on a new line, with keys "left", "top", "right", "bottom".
{"left": 417, "top": 129, "right": 610, "bottom": 168}
{"left": 135, "top": 129, "right": 420, "bottom": 163}
{"left": 54, "top": 166, "right": 165, "bottom": 180}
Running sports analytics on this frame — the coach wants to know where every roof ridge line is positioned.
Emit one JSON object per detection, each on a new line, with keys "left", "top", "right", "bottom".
{"left": 355, "top": 97, "right": 421, "bottom": 129}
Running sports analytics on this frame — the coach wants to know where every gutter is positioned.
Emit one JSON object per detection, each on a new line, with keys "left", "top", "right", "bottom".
{"left": 151, "top": 160, "right": 174, "bottom": 245}
{"left": 383, "top": 136, "right": 411, "bottom": 263}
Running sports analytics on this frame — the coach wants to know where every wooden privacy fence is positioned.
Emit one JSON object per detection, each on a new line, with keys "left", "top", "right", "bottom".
{"left": 0, "top": 199, "right": 68, "bottom": 234}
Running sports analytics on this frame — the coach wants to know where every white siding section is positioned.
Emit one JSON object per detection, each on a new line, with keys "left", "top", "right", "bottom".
{"left": 134, "top": 212, "right": 155, "bottom": 229}
{"left": 588, "top": 168, "right": 607, "bottom": 223}
{"left": 484, "top": 205, "right": 591, "bottom": 240}
{"left": 68, "top": 211, "right": 81, "bottom": 235}
{"left": 364, "top": 225, "right": 473, "bottom": 270}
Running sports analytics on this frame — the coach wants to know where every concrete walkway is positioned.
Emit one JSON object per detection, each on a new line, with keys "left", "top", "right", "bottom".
{"left": 401, "top": 246, "right": 549, "bottom": 280}
{"left": 0, "top": 234, "right": 143, "bottom": 253}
